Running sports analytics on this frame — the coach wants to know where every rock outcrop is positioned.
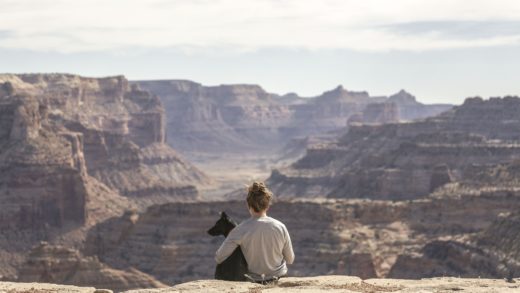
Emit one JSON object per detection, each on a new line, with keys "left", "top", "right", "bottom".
{"left": 388, "top": 90, "right": 452, "bottom": 121}
{"left": 126, "top": 276, "right": 520, "bottom": 293}
{"left": 269, "top": 96, "right": 520, "bottom": 199}
{"left": 359, "top": 102, "right": 400, "bottom": 125}
{"left": 0, "top": 282, "right": 98, "bottom": 293}
{"left": 3, "top": 276, "right": 520, "bottom": 293}
{"left": 389, "top": 210, "right": 520, "bottom": 280}
{"left": 0, "top": 74, "right": 210, "bottom": 204}
{"left": 0, "top": 95, "right": 88, "bottom": 229}
{"left": 17, "top": 242, "right": 166, "bottom": 292}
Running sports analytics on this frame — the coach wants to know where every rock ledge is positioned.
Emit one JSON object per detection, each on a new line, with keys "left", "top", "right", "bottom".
{"left": 3, "top": 276, "right": 520, "bottom": 293}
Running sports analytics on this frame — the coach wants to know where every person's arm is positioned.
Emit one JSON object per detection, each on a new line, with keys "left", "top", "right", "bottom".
{"left": 282, "top": 226, "right": 295, "bottom": 264}
{"left": 215, "top": 227, "right": 242, "bottom": 264}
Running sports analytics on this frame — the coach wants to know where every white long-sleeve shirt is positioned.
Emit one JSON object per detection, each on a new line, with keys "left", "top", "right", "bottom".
{"left": 215, "top": 215, "right": 294, "bottom": 280}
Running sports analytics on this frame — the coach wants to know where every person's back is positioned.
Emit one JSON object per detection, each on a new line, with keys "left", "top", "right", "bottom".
{"left": 215, "top": 182, "right": 294, "bottom": 281}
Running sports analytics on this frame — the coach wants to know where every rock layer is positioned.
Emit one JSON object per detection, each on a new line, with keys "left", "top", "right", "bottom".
{"left": 0, "top": 95, "right": 88, "bottom": 229}
{"left": 0, "top": 74, "right": 210, "bottom": 281}
{"left": 269, "top": 96, "right": 520, "bottom": 199}
{"left": 17, "top": 242, "right": 166, "bottom": 292}
{"left": 83, "top": 184, "right": 520, "bottom": 283}
{"left": 136, "top": 81, "right": 451, "bottom": 155}
{"left": 389, "top": 210, "right": 520, "bottom": 279}
{"left": 0, "top": 74, "right": 210, "bottom": 203}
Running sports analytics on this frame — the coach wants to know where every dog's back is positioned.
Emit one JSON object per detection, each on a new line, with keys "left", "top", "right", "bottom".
{"left": 207, "top": 212, "right": 248, "bottom": 281}
{"left": 215, "top": 246, "right": 248, "bottom": 281}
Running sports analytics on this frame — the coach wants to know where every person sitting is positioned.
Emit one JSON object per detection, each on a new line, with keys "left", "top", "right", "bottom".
{"left": 215, "top": 181, "right": 295, "bottom": 283}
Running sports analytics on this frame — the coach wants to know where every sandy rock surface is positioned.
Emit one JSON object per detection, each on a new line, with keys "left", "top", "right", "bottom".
{"left": 0, "top": 281, "right": 97, "bottom": 293}
{"left": 123, "top": 276, "right": 520, "bottom": 293}
{"left": 2, "top": 276, "right": 520, "bottom": 293}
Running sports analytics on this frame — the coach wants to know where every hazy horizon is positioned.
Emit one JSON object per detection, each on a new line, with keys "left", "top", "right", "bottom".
{"left": 2, "top": 0, "right": 520, "bottom": 104}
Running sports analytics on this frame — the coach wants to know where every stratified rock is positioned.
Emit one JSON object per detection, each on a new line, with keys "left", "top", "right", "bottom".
{"left": 388, "top": 240, "right": 501, "bottom": 279}
{"left": 0, "top": 96, "right": 88, "bottom": 229}
{"left": 135, "top": 80, "right": 451, "bottom": 155}
{"left": 361, "top": 102, "right": 399, "bottom": 124}
{"left": 17, "top": 242, "right": 166, "bottom": 292}
{"left": 269, "top": 96, "right": 520, "bottom": 199}
{"left": 0, "top": 74, "right": 210, "bottom": 204}
{"left": 387, "top": 164, "right": 520, "bottom": 280}
{"left": 83, "top": 187, "right": 520, "bottom": 283}
{"left": 0, "top": 74, "right": 211, "bottom": 282}
{"left": 388, "top": 89, "right": 452, "bottom": 121}
{"left": 389, "top": 212, "right": 520, "bottom": 279}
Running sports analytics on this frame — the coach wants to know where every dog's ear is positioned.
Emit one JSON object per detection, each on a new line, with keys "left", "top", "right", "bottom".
{"left": 220, "top": 211, "right": 228, "bottom": 219}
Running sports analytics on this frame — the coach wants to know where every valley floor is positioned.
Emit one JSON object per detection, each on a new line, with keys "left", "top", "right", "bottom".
{"left": 187, "top": 152, "right": 280, "bottom": 200}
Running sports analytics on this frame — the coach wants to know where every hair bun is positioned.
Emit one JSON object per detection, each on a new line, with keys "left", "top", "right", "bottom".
{"left": 248, "top": 182, "right": 265, "bottom": 194}
{"left": 246, "top": 181, "right": 273, "bottom": 213}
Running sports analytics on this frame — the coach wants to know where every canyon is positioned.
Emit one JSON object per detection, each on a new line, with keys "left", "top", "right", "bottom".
{"left": 1, "top": 73, "right": 520, "bottom": 292}
{"left": 136, "top": 81, "right": 451, "bottom": 156}
{"left": 137, "top": 80, "right": 451, "bottom": 195}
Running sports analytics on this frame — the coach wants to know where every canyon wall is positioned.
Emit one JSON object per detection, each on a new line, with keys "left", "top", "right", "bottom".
{"left": 136, "top": 81, "right": 451, "bottom": 155}
{"left": 82, "top": 181, "right": 520, "bottom": 284}
{"left": 268, "top": 96, "right": 520, "bottom": 199}
{"left": 0, "top": 74, "right": 210, "bottom": 282}
{"left": 0, "top": 74, "right": 210, "bottom": 204}
{"left": 0, "top": 95, "right": 88, "bottom": 229}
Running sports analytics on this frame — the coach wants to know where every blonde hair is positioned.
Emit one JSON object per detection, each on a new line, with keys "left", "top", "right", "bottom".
{"left": 246, "top": 181, "right": 273, "bottom": 213}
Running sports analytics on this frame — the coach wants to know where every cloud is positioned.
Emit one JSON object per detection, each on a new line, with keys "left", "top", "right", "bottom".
{"left": 0, "top": 0, "right": 520, "bottom": 53}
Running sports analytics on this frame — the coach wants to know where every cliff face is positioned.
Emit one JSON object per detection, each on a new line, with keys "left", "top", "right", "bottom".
{"left": 268, "top": 96, "right": 520, "bottom": 199}
{"left": 0, "top": 74, "right": 210, "bottom": 281}
{"left": 0, "top": 95, "right": 88, "bottom": 229}
{"left": 135, "top": 81, "right": 451, "bottom": 155}
{"left": 388, "top": 90, "right": 452, "bottom": 121}
{"left": 82, "top": 182, "right": 520, "bottom": 284}
{"left": 135, "top": 80, "right": 293, "bottom": 153}
{"left": 389, "top": 211, "right": 520, "bottom": 280}
{"left": 375, "top": 161, "right": 520, "bottom": 279}
{"left": 0, "top": 74, "right": 210, "bottom": 203}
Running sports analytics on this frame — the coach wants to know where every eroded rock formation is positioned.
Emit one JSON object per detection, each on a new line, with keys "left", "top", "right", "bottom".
{"left": 83, "top": 182, "right": 520, "bottom": 283}
{"left": 0, "top": 95, "right": 88, "bottom": 229}
{"left": 389, "top": 210, "right": 520, "bottom": 279}
{"left": 0, "top": 74, "right": 210, "bottom": 282}
{"left": 17, "top": 242, "right": 166, "bottom": 292}
{"left": 0, "top": 74, "right": 210, "bottom": 204}
{"left": 269, "top": 96, "right": 520, "bottom": 199}
{"left": 136, "top": 81, "right": 451, "bottom": 155}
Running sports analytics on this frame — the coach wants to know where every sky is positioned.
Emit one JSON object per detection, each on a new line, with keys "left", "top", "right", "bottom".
{"left": 1, "top": 0, "right": 520, "bottom": 104}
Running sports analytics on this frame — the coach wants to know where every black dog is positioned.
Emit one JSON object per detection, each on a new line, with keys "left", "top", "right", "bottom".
{"left": 207, "top": 212, "right": 248, "bottom": 281}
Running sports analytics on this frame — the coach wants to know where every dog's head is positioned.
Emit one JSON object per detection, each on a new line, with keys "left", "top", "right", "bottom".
{"left": 207, "top": 212, "right": 237, "bottom": 237}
